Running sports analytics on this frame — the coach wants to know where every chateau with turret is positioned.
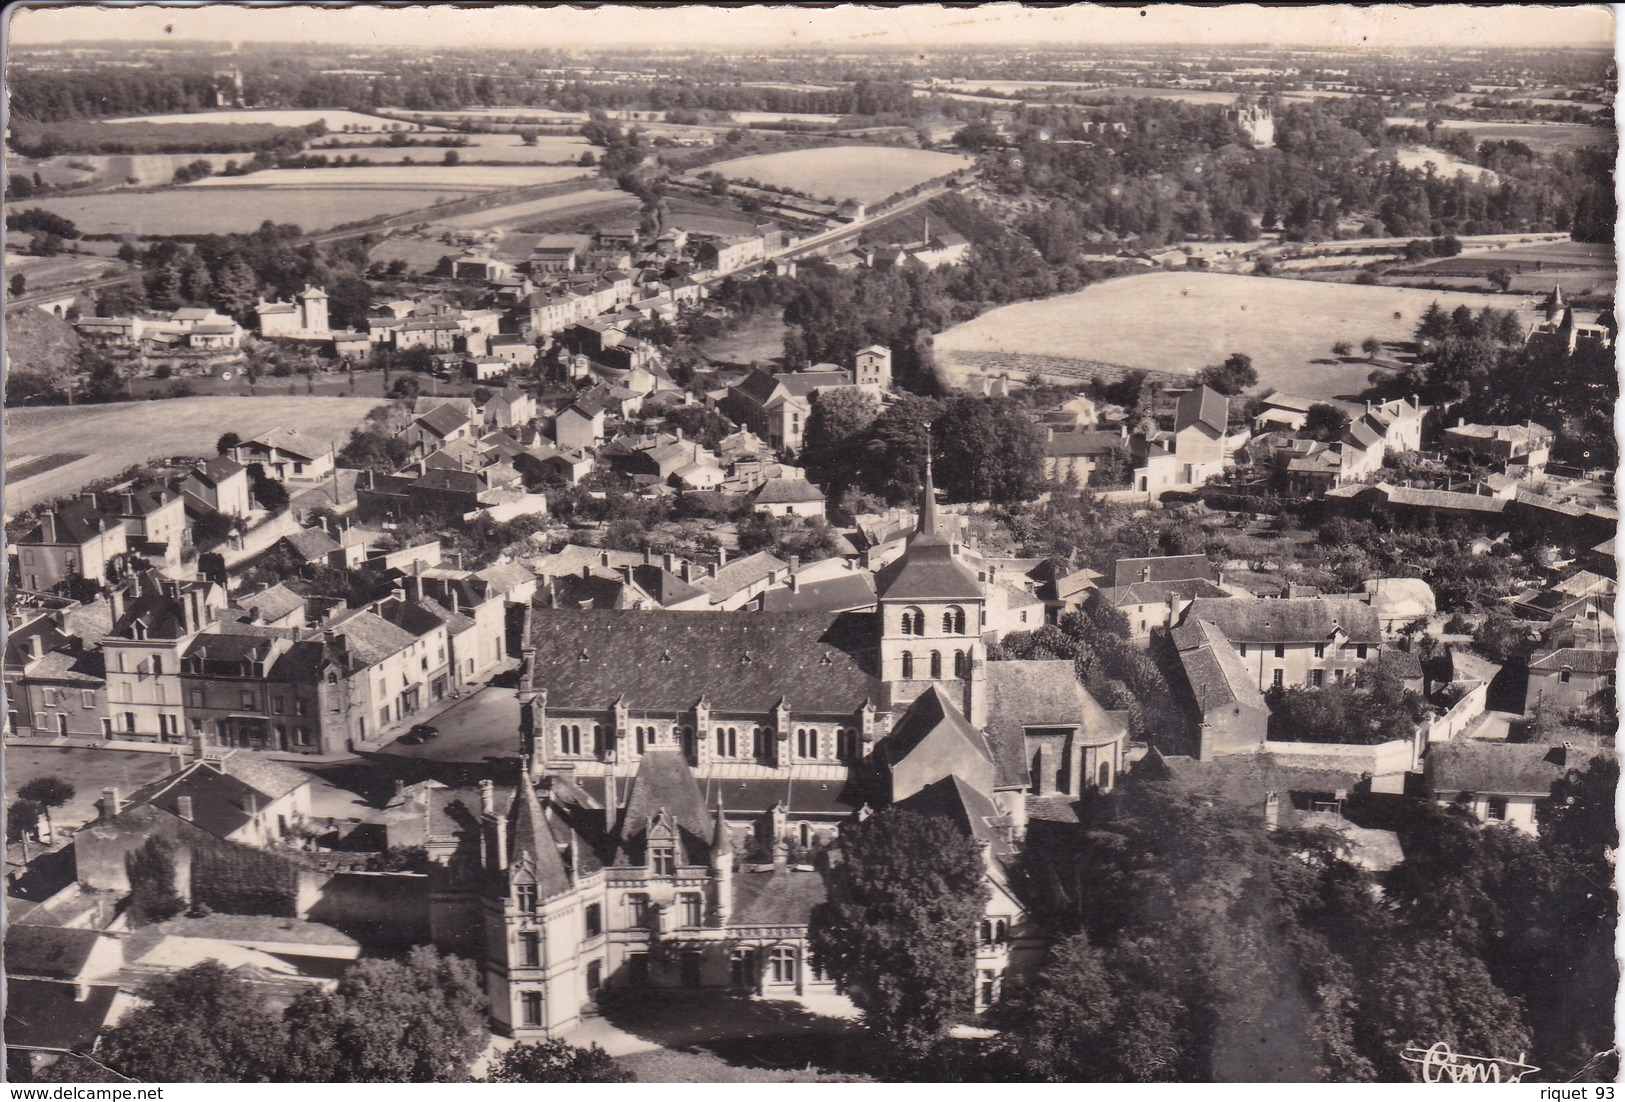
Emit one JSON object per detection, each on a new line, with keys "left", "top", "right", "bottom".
{"left": 426, "top": 462, "right": 1128, "bottom": 1037}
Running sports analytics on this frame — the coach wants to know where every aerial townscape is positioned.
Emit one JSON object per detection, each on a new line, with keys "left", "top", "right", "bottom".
{"left": 1, "top": 3, "right": 1617, "bottom": 1088}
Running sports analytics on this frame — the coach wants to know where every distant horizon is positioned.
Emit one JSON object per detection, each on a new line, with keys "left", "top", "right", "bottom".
{"left": 8, "top": 4, "right": 1616, "bottom": 52}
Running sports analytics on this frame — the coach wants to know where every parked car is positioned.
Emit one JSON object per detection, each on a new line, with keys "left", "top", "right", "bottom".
{"left": 399, "top": 724, "right": 439, "bottom": 745}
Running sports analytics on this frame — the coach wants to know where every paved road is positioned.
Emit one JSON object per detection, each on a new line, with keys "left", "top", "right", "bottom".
{"left": 374, "top": 680, "right": 528, "bottom": 765}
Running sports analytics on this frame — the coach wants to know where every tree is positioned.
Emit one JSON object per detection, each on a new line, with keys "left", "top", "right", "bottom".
{"left": 1488, "top": 267, "right": 1514, "bottom": 293}
{"left": 389, "top": 375, "right": 422, "bottom": 400}
{"left": 1197, "top": 352, "right": 1257, "bottom": 395}
{"left": 1303, "top": 403, "right": 1350, "bottom": 442}
{"left": 809, "top": 808, "right": 990, "bottom": 1062}
{"left": 442, "top": 149, "right": 460, "bottom": 166}
{"left": 9, "top": 273, "right": 25, "bottom": 296}
{"left": 1331, "top": 340, "right": 1352, "bottom": 358}
{"left": 18, "top": 776, "right": 73, "bottom": 842}
{"left": 54, "top": 961, "right": 288, "bottom": 1083}
{"left": 248, "top": 467, "right": 290, "bottom": 513}
{"left": 125, "top": 835, "right": 185, "bottom": 926}
{"left": 1361, "top": 337, "right": 1382, "bottom": 361}
{"left": 191, "top": 511, "right": 236, "bottom": 552}
{"left": 482, "top": 1039, "right": 632, "bottom": 1083}
{"left": 216, "top": 431, "right": 241, "bottom": 455}
{"left": 281, "top": 946, "right": 488, "bottom": 1082}
{"left": 7, "top": 800, "right": 41, "bottom": 863}
{"left": 211, "top": 254, "right": 260, "bottom": 320}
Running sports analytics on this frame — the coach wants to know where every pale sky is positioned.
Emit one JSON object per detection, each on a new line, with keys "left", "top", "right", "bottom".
{"left": 7, "top": 3, "right": 1617, "bottom": 52}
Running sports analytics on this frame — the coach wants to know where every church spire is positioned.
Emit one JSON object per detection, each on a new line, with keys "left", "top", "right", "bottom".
{"left": 916, "top": 426, "right": 942, "bottom": 538}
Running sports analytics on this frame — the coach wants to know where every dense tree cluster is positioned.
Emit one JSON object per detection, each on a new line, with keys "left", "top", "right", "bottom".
{"left": 1264, "top": 653, "right": 1430, "bottom": 745}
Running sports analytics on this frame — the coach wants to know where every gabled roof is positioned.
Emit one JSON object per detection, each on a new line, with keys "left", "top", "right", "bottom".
{"left": 629, "top": 563, "right": 706, "bottom": 607}
{"left": 16, "top": 501, "right": 116, "bottom": 547}
{"left": 1104, "top": 577, "right": 1230, "bottom": 606}
{"left": 191, "top": 454, "right": 245, "bottom": 486}
{"left": 525, "top": 609, "right": 879, "bottom": 712}
{"left": 508, "top": 773, "right": 574, "bottom": 901}
{"left": 1173, "top": 619, "right": 1267, "bottom": 716}
{"left": 120, "top": 764, "right": 265, "bottom": 839}
{"left": 775, "top": 371, "right": 849, "bottom": 398}
{"left": 1181, "top": 597, "right": 1382, "bottom": 645}
{"left": 761, "top": 572, "right": 877, "bottom": 614}
{"left": 752, "top": 478, "right": 826, "bottom": 505}
{"left": 242, "top": 427, "right": 327, "bottom": 461}
{"left": 1113, "top": 553, "right": 1215, "bottom": 589}
{"left": 282, "top": 528, "right": 340, "bottom": 561}
{"left": 4, "top": 925, "right": 110, "bottom": 980}
{"left": 886, "top": 684, "right": 993, "bottom": 770}
{"left": 328, "top": 610, "right": 417, "bottom": 666}
{"left": 1175, "top": 385, "right": 1228, "bottom": 435}
{"left": 730, "top": 368, "right": 787, "bottom": 407}
{"left": 415, "top": 403, "right": 472, "bottom": 438}
{"left": 615, "top": 750, "right": 712, "bottom": 865}
{"left": 691, "top": 551, "right": 788, "bottom": 603}
{"left": 895, "top": 774, "right": 1014, "bottom": 856}
{"left": 5, "top": 978, "right": 118, "bottom": 1054}
{"left": 984, "top": 660, "right": 1125, "bottom": 786}
{"left": 1426, "top": 742, "right": 1610, "bottom": 798}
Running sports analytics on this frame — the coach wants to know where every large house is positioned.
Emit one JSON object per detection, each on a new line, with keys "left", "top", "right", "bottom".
{"left": 1174, "top": 596, "right": 1384, "bottom": 692}
{"left": 723, "top": 369, "right": 851, "bottom": 453}
{"left": 496, "top": 467, "right": 1126, "bottom": 1035}
{"left": 231, "top": 429, "right": 335, "bottom": 484}
{"left": 12, "top": 503, "right": 129, "bottom": 593}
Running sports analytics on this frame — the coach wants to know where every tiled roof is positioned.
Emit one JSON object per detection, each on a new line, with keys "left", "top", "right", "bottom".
{"left": 1529, "top": 646, "right": 1618, "bottom": 674}
{"left": 629, "top": 564, "right": 706, "bottom": 607}
{"left": 5, "top": 978, "right": 118, "bottom": 1053}
{"left": 1104, "top": 577, "right": 1230, "bottom": 606}
{"left": 1175, "top": 385, "right": 1228, "bottom": 435}
{"left": 415, "top": 403, "right": 472, "bottom": 438}
{"left": 329, "top": 610, "right": 417, "bottom": 666}
{"left": 4, "top": 925, "right": 109, "bottom": 980}
{"left": 1043, "top": 430, "right": 1125, "bottom": 458}
{"left": 752, "top": 478, "right": 825, "bottom": 504}
{"left": 761, "top": 573, "right": 877, "bottom": 614}
{"left": 615, "top": 750, "right": 712, "bottom": 865}
{"left": 122, "top": 765, "right": 264, "bottom": 839}
{"left": 1426, "top": 742, "right": 1610, "bottom": 798}
{"left": 1181, "top": 597, "right": 1382, "bottom": 645}
{"left": 985, "top": 660, "right": 1124, "bottom": 787}
{"left": 218, "top": 752, "right": 311, "bottom": 802}
{"left": 1174, "top": 619, "right": 1266, "bottom": 715}
{"left": 17, "top": 501, "right": 115, "bottom": 546}
{"left": 244, "top": 427, "right": 327, "bottom": 461}
{"left": 731, "top": 869, "right": 827, "bottom": 926}
{"left": 193, "top": 455, "right": 245, "bottom": 485}
{"left": 1114, "top": 553, "right": 1215, "bottom": 589}
{"left": 775, "top": 371, "right": 849, "bottom": 398}
{"left": 525, "top": 609, "right": 879, "bottom": 712}
{"left": 692, "top": 551, "right": 788, "bottom": 603}
{"left": 730, "top": 369, "right": 785, "bottom": 407}
{"left": 896, "top": 774, "right": 1014, "bottom": 857}
{"left": 241, "top": 583, "right": 305, "bottom": 622}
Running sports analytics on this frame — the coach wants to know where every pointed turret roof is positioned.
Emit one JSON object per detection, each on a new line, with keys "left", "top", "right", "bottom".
{"left": 876, "top": 442, "right": 983, "bottom": 602}
{"left": 508, "top": 769, "right": 573, "bottom": 901}
{"left": 615, "top": 749, "right": 711, "bottom": 864}
{"left": 711, "top": 796, "right": 733, "bottom": 858}
{"left": 916, "top": 447, "right": 943, "bottom": 539}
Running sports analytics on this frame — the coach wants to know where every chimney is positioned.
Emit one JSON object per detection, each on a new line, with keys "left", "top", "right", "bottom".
{"left": 176, "top": 795, "right": 194, "bottom": 822}
{"left": 122, "top": 492, "right": 135, "bottom": 516}
{"left": 102, "top": 787, "right": 122, "bottom": 819}
{"left": 41, "top": 512, "right": 57, "bottom": 544}
{"left": 28, "top": 634, "right": 44, "bottom": 660}
{"left": 679, "top": 560, "right": 693, "bottom": 582}
{"left": 479, "top": 778, "right": 496, "bottom": 815}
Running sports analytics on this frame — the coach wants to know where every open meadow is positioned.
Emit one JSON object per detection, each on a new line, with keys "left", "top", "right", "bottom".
{"left": 709, "top": 146, "right": 973, "bottom": 204}
{"left": 105, "top": 108, "right": 414, "bottom": 131}
{"left": 933, "top": 272, "right": 1544, "bottom": 401}
{"left": 4, "top": 396, "right": 386, "bottom": 512}
{"left": 1391, "top": 146, "right": 1499, "bottom": 184}
{"left": 1393, "top": 240, "right": 1615, "bottom": 297}
{"left": 1385, "top": 117, "right": 1613, "bottom": 153}
{"left": 6, "top": 187, "right": 471, "bottom": 236}
{"left": 184, "top": 164, "right": 590, "bottom": 190}
{"left": 310, "top": 134, "right": 591, "bottom": 164}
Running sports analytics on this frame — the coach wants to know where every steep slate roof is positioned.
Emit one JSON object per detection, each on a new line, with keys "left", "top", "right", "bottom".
{"left": 615, "top": 750, "right": 712, "bottom": 865}
{"left": 885, "top": 684, "right": 994, "bottom": 770}
{"left": 121, "top": 765, "right": 266, "bottom": 839}
{"left": 23, "top": 649, "right": 106, "bottom": 685}
{"left": 526, "top": 609, "right": 879, "bottom": 711}
{"left": 241, "top": 583, "right": 305, "bottom": 623}
{"left": 415, "top": 403, "right": 472, "bottom": 439}
{"left": 282, "top": 528, "right": 341, "bottom": 561}
{"left": 4, "top": 925, "right": 109, "bottom": 980}
{"left": 775, "top": 371, "right": 849, "bottom": 398}
{"left": 691, "top": 551, "right": 788, "bottom": 603}
{"left": 896, "top": 775, "right": 1015, "bottom": 857}
{"left": 731, "top": 369, "right": 786, "bottom": 406}
{"left": 1175, "top": 385, "right": 1228, "bottom": 435}
{"left": 1173, "top": 619, "right": 1267, "bottom": 715}
{"left": 984, "top": 660, "right": 1124, "bottom": 786}
{"left": 5, "top": 978, "right": 118, "bottom": 1053}
{"left": 508, "top": 773, "right": 574, "bottom": 902}
{"left": 1113, "top": 553, "right": 1216, "bottom": 588}
{"left": 1181, "top": 597, "right": 1382, "bottom": 645}
{"left": 876, "top": 535, "right": 983, "bottom": 602}
{"left": 1426, "top": 743, "right": 1610, "bottom": 798}
{"left": 329, "top": 610, "right": 417, "bottom": 665}
{"left": 752, "top": 478, "right": 826, "bottom": 505}
{"left": 16, "top": 501, "right": 115, "bottom": 546}
{"left": 192, "top": 455, "right": 245, "bottom": 486}
{"left": 1104, "top": 577, "right": 1230, "bottom": 606}
{"left": 731, "top": 870, "right": 827, "bottom": 926}
{"left": 629, "top": 564, "right": 706, "bottom": 607}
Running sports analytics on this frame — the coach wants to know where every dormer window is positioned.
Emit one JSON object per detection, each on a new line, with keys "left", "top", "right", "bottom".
{"left": 650, "top": 845, "right": 676, "bottom": 877}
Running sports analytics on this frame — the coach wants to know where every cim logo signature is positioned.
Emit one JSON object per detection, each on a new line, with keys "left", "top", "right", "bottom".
{"left": 1401, "top": 1042, "right": 1540, "bottom": 1083}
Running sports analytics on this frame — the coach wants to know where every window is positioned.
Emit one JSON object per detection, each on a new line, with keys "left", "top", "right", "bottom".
{"left": 797, "top": 728, "right": 816, "bottom": 759}
{"left": 586, "top": 959, "right": 603, "bottom": 994}
{"left": 274, "top": 696, "right": 285, "bottom": 714}
{"left": 1356, "top": 644, "right": 1369, "bottom": 659}
{"left": 680, "top": 725, "right": 696, "bottom": 764}
{"left": 901, "top": 651, "right": 914, "bottom": 680}
{"left": 650, "top": 845, "right": 675, "bottom": 876}
{"left": 900, "top": 607, "right": 923, "bottom": 636}
{"left": 716, "top": 726, "right": 737, "bottom": 758}
{"left": 635, "top": 725, "right": 650, "bottom": 754}
{"left": 1314, "top": 643, "right": 1325, "bottom": 659}
{"left": 944, "top": 606, "right": 966, "bottom": 634}
{"left": 836, "top": 727, "right": 859, "bottom": 762}
{"left": 731, "top": 948, "right": 756, "bottom": 987}
{"left": 519, "top": 932, "right": 541, "bottom": 967}
{"left": 1240, "top": 643, "right": 1248, "bottom": 657}
{"left": 1311, "top": 669, "right": 1324, "bottom": 687}
{"left": 1486, "top": 797, "right": 1509, "bottom": 821}
{"left": 1334, "top": 669, "right": 1345, "bottom": 682}
{"left": 753, "top": 726, "right": 773, "bottom": 762}
{"left": 980, "top": 920, "right": 994, "bottom": 945}
{"left": 1560, "top": 669, "right": 1572, "bottom": 684}
{"left": 979, "top": 970, "right": 997, "bottom": 1007}
{"left": 1273, "top": 644, "right": 1284, "bottom": 659}
{"left": 593, "top": 724, "right": 610, "bottom": 756}
{"left": 81, "top": 690, "right": 96, "bottom": 709}
{"left": 520, "top": 991, "right": 543, "bottom": 1028}
{"left": 799, "top": 822, "right": 811, "bottom": 848}
{"left": 1098, "top": 762, "right": 1112, "bottom": 790}
{"left": 560, "top": 724, "right": 581, "bottom": 755}
{"left": 1020, "top": 611, "right": 1028, "bottom": 624}
{"left": 930, "top": 651, "right": 942, "bottom": 679}
{"left": 1272, "top": 670, "right": 1284, "bottom": 688}
{"left": 626, "top": 893, "right": 650, "bottom": 927}
{"left": 125, "top": 712, "right": 137, "bottom": 733}
{"left": 680, "top": 892, "right": 703, "bottom": 927}
{"left": 515, "top": 884, "right": 537, "bottom": 912}
{"left": 295, "top": 727, "right": 311, "bottom": 746}
{"left": 953, "top": 650, "right": 967, "bottom": 678}
{"left": 241, "top": 690, "right": 255, "bottom": 709}
{"left": 769, "top": 946, "right": 797, "bottom": 985}
{"left": 378, "top": 706, "right": 390, "bottom": 727}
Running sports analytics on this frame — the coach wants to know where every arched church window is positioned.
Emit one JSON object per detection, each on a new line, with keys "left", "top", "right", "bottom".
{"left": 902, "top": 606, "right": 926, "bottom": 636}
{"left": 901, "top": 652, "right": 914, "bottom": 680}
{"left": 635, "top": 725, "right": 650, "bottom": 754}
{"left": 944, "top": 606, "right": 966, "bottom": 634}
{"left": 799, "top": 822, "right": 811, "bottom": 848}
{"left": 753, "top": 726, "right": 772, "bottom": 762}
{"left": 953, "top": 650, "right": 967, "bottom": 678}
{"left": 680, "top": 726, "right": 696, "bottom": 764}
{"left": 716, "top": 726, "right": 736, "bottom": 758}
{"left": 559, "top": 724, "right": 581, "bottom": 755}
{"left": 592, "top": 724, "right": 609, "bottom": 756}
{"left": 1099, "top": 761, "right": 1112, "bottom": 790}
{"left": 930, "top": 651, "right": 942, "bottom": 679}
{"left": 836, "top": 727, "right": 858, "bottom": 761}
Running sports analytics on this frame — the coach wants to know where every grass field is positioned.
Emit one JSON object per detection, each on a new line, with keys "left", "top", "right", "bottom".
{"left": 429, "top": 186, "right": 634, "bottom": 231}
{"left": 310, "top": 134, "right": 591, "bottom": 164}
{"left": 709, "top": 146, "right": 973, "bottom": 204}
{"left": 5, "top": 187, "right": 475, "bottom": 236}
{"left": 1392, "top": 240, "right": 1616, "bottom": 297}
{"left": 106, "top": 108, "right": 410, "bottom": 131}
{"left": 1385, "top": 117, "right": 1613, "bottom": 153}
{"left": 1391, "top": 145, "right": 1499, "bottom": 184}
{"left": 701, "top": 311, "right": 787, "bottom": 366}
{"left": 934, "top": 272, "right": 1544, "bottom": 401}
{"left": 4, "top": 396, "right": 385, "bottom": 511}
{"left": 184, "top": 164, "right": 590, "bottom": 190}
